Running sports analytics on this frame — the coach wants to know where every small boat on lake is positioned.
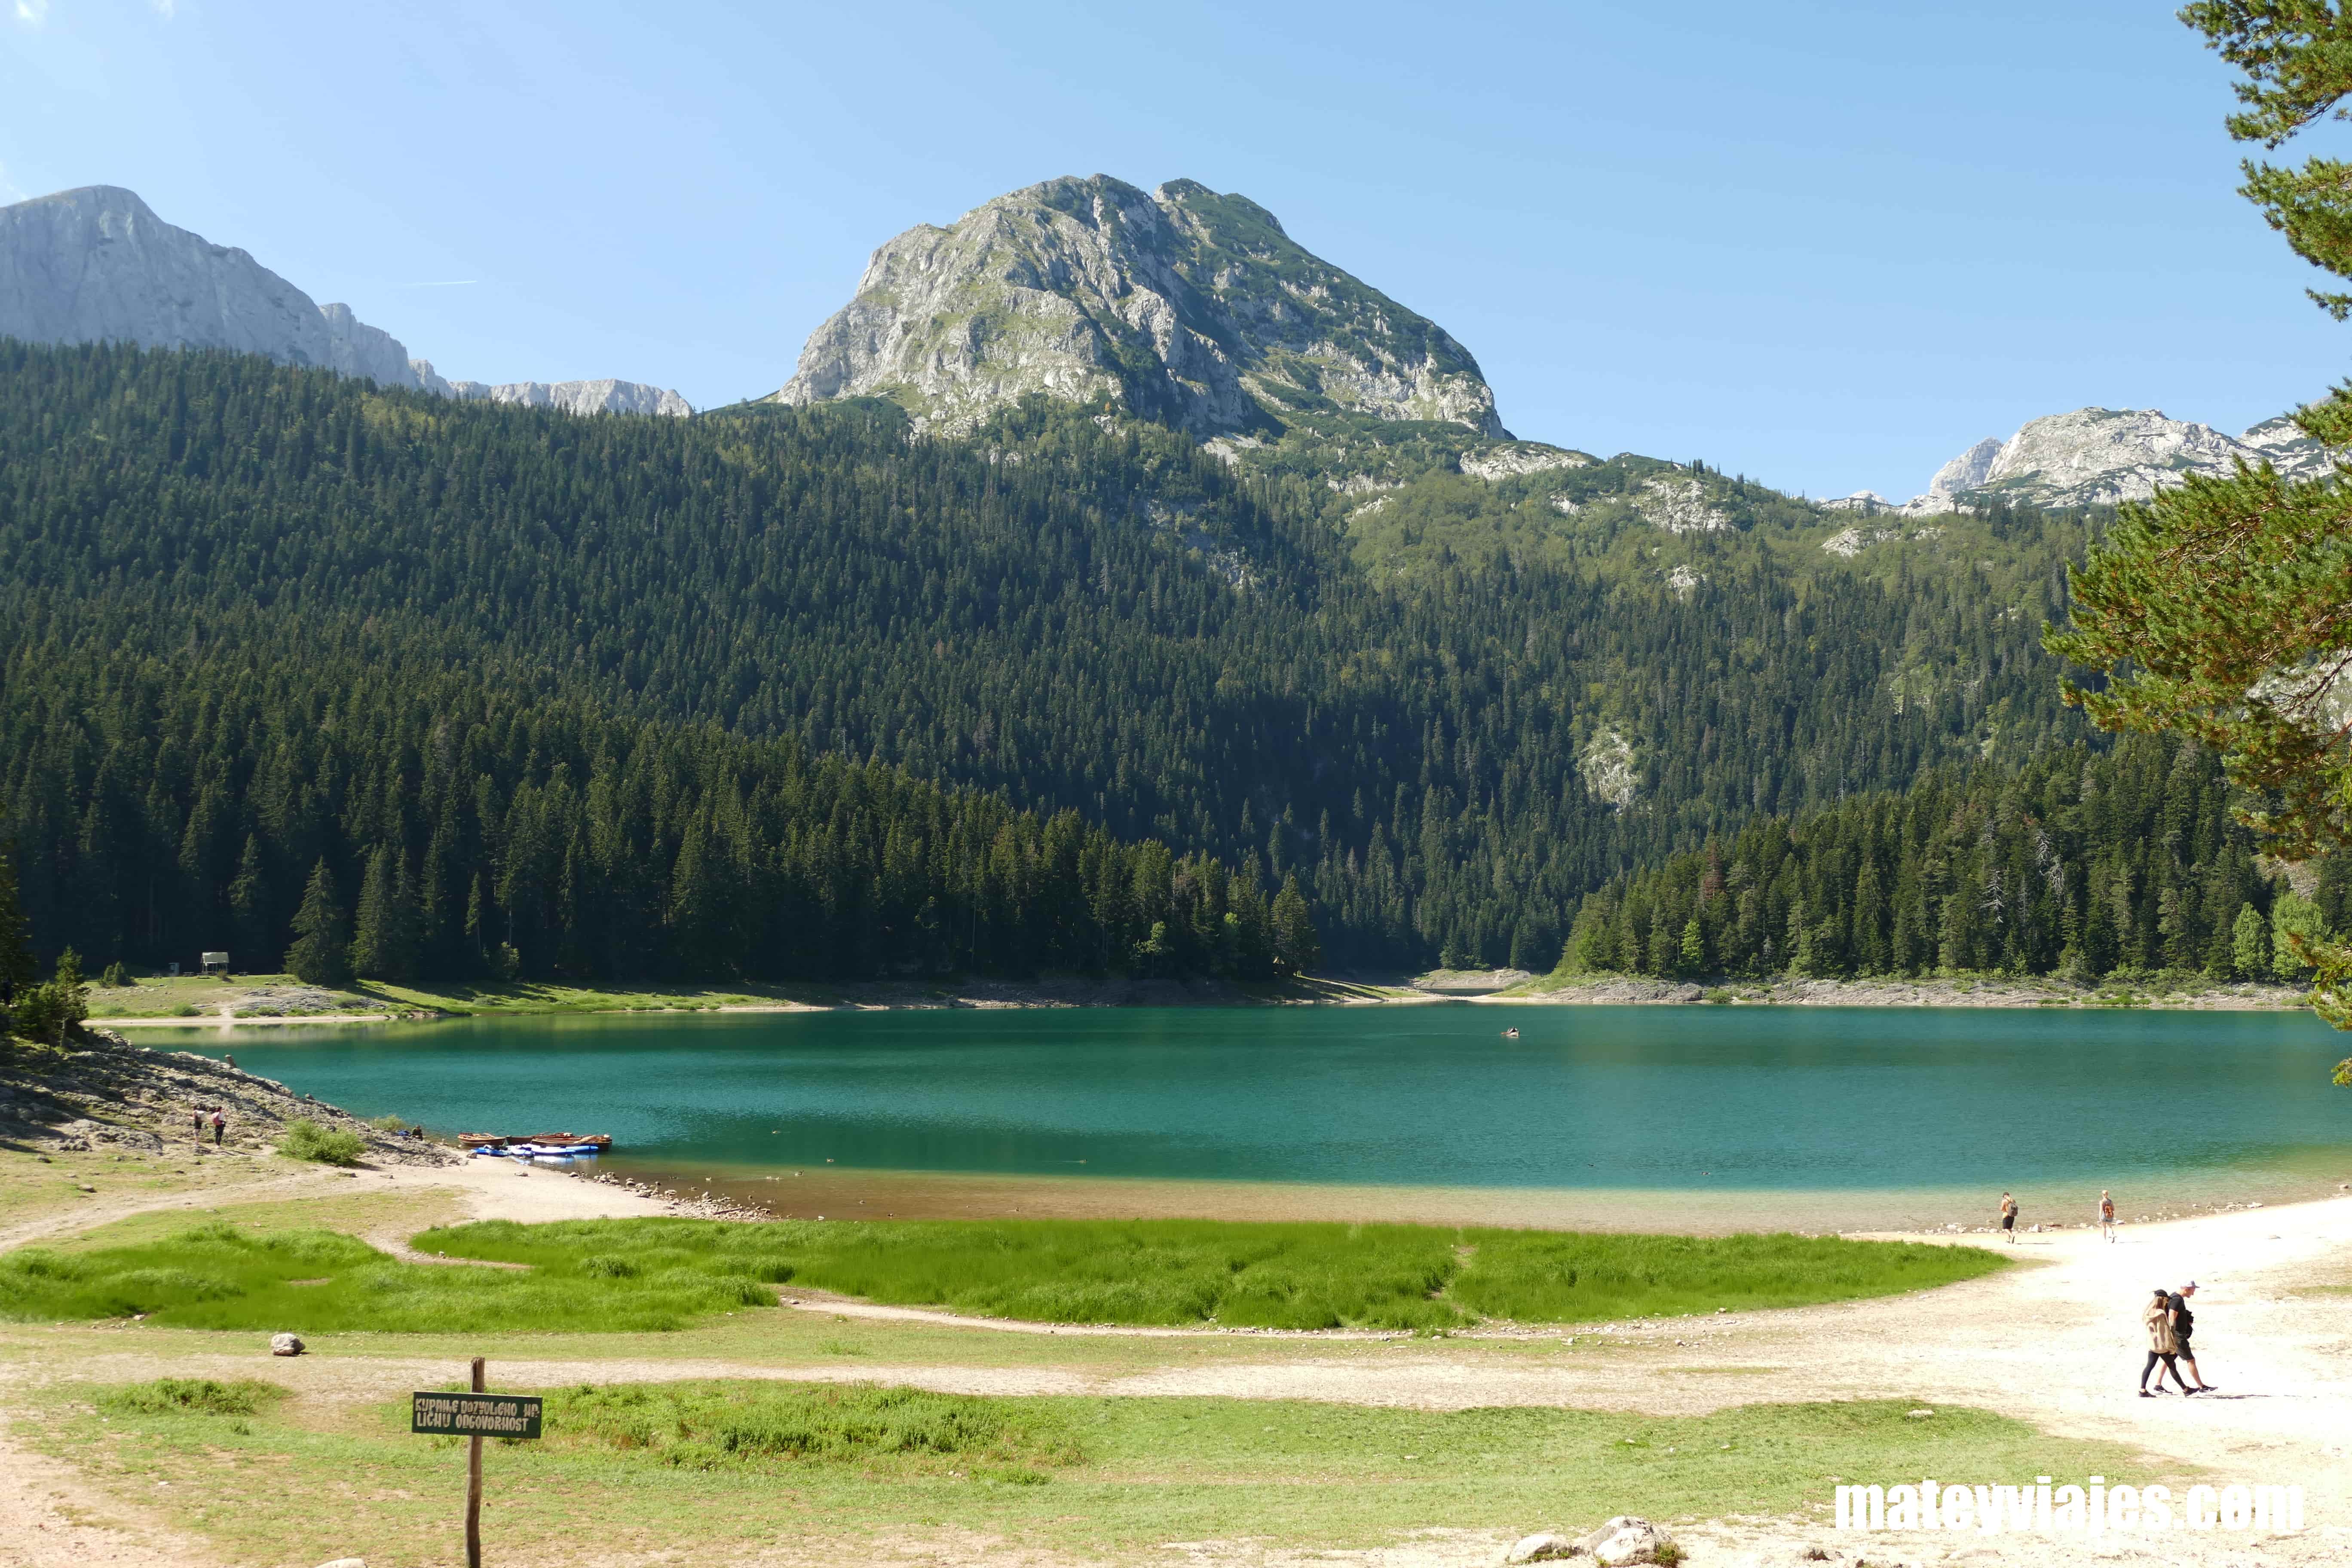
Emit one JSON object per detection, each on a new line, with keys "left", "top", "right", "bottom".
{"left": 462, "top": 1131, "right": 612, "bottom": 1158}
{"left": 1501, "top": 1028, "right": 1520, "bottom": 1039}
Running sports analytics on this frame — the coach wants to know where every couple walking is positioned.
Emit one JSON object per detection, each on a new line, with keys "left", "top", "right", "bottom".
{"left": 1996, "top": 1190, "right": 2123, "bottom": 1243}
{"left": 2140, "top": 1282, "right": 2216, "bottom": 1396}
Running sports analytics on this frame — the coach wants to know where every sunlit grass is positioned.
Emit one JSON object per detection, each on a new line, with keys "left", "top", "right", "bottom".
{"left": 1, "top": 1215, "right": 2003, "bottom": 1334}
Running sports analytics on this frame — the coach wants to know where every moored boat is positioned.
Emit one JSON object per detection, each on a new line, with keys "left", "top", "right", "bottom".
{"left": 462, "top": 1131, "right": 612, "bottom": 1157}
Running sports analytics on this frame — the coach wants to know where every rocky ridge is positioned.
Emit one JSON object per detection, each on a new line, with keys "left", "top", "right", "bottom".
{"left": 1897, "top": 405, "right": 2338, "bottom": 512}
{"left": 772, "top": 174, "right": 1509, "bottom": 444}
{"left": 0, "top": 185, "right": 689, "bottom": 416}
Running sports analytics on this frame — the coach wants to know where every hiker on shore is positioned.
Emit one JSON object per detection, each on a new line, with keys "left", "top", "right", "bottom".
{"left": 192, "top": 1107, "right": 205, "bottom": 1140}
{"left": 2000, "top": 1191, "right": 2018, "bottom": 1243}
{"left": 2168, "top": 1283, "right": 2215, "bottom": 1393}
{"left": 2099, "top": 1191, "right": 2117, "bottom": 1243}
{"left": 210, "top": 1108, "right": 226, "bottom": 1146}
{"left": 2141, "top": 1286, "right": 2190, "bottom": 1395}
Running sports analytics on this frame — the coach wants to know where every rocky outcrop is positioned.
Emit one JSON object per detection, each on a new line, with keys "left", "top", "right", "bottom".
{"left": 0, "top": 1028, "right": 456, "bottom": 1165}
{"left": 1, "top": 185, "right": 689, "bottom": 415}
{"left": 1633, "top": 475, "right": 1732, "bottom": 533}
{"left": 1580, "top": 728, "right": 1638, "bottom": 808}
{"left": 1817, "top": 490, "right": 1896, "bottom": 514}
{"left": 319, "top": 301, "right": 422, "bottom": 387}
{"left": 1902, "top": 407, "right": 2339, "bottom": 512}
{"left": 773, "top": 174, "right": 1509, "bottom": 441}
{"left": 1459, "top": 442, "right": 1592, "bottom": 481}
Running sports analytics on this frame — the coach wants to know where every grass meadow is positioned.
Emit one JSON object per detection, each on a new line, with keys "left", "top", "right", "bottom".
{"left": 41, "top": 1378, "right": 2177, "bottom": 1568}
{"left": 0, "top": 1214, "right": 2004, "bottom": 1333}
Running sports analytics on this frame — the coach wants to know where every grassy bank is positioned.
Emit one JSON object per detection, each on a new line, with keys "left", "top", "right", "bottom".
{"left": 37, "top": 1377, "right": 2173, "bottom": 1568}
{"left": 84, "top": 972, "right": 815, "bottom": 1021}
{"left": 2, "top": 1215, "right": 2004, "bottom": 1333}
{"left": 429, "top": 1217, "right": 2005, "bottom": 1329}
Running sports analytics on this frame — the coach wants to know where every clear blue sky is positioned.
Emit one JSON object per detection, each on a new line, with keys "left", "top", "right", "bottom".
{"left": 5, "top": 0, "right": 2346, "bottom": 499}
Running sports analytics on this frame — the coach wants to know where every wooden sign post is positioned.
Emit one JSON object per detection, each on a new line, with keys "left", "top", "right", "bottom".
{"left": 412, "top": 1359, "right": 544, "bottom": 1568}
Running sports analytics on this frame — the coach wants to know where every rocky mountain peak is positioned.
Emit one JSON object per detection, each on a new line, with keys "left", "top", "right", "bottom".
{"left": 772, "top": 174, "right": 1509, "bottom": 441}
{"left": 0, "top": 185, "right": 340, "bottom": 370}
{"left": 0, "top": 185, "right": 691, "bottom": 417}
{"left": 1900, "top": 406, "right": 2337, "bottom": 513}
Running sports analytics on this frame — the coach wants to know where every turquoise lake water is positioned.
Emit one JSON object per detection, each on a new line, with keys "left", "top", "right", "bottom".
{"left": 138, "top": 1005, "right": 2352, "bottom": 1195}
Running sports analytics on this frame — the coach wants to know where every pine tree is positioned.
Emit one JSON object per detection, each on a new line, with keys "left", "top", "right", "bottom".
{"left": 227, "top": 835, "right": 270, "bottom": 974}
{"left": 352, "top": 844, "right": 421, "bottom": 982}
{"left": 1679, "top": 916, "right": 1706, "bottom": 977}
{"left": 2273, "top": 890, "right": 2327, "bottom": 982}
{"left": 285, "top": 861, "right": 354, "bottom": 986}
{"left": 1271, "top": 873, "right": 1321, "bottom": 974}
{"left": 2232, "top": 903, "right": 2270, "bottom": 982}
{"left": 2061, "top": 6, "right": 2352, "bottom": 1060}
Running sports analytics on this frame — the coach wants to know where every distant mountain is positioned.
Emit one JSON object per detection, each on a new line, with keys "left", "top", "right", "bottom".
{"left": 0, "top": 185, "right": 690, "bottom": 416}
{"left": 772, "top": 175, "right": 1511, "bottom": 444}
{"left": 1902, "top": 406, "right": 2337, "bottom": 512}
{"left": 411, "top": 364, "right": 693, "bottom": 417}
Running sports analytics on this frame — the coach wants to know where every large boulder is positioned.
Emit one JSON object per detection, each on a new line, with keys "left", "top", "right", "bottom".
{"left": 1506, "top": 1534, "right": 1578, "bottom": 1563}
{"left": 1578, "top": 1517, "right": 1678, "bottom": 1566}
{"left": 270, "top": 1332, "right": 305, "bottom": 1357}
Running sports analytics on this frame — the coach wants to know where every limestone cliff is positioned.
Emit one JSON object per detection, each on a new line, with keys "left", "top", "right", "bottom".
{"left": 0, "top": 185, "right": 344, "bottom": 370}
{"left": 772, "top": 175, "right": 1508, "bottom": 441}
{"left": 1904, "top": 407, "right": 2337, "bottom": 512}
{"left": 0, "top": 185, "right": 689, "bottom": 415}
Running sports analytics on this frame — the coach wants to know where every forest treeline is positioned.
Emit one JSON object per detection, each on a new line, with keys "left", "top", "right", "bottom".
{"left": 0, "top": 637, "right": 1318, "bottom": 984}
{"left": 1560, "top": 735, "right": 2350, "bottom": 983}
{"left": 3, "top": 341, "right": 2093, "bottom": 971}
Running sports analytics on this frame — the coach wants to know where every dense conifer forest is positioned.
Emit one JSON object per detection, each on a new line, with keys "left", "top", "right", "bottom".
{"left": 1, "top": 341, "right": 2097, "bottom": 977}
{"left": 1560, "top": 735, "right": 2351, "bottom": 984}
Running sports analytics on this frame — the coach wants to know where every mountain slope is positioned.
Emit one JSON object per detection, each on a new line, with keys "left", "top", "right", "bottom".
{"left": 0, "top": 185, "right": 690, "bottom": 415}
{"left": 0, "top": 342, "right": 2088, "bottom": 976}
{"left": 773, "top": 175, "right": 1509, "bottom": 442}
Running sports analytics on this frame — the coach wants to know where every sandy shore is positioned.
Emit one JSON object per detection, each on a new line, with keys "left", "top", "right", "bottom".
{"left": 594, "top": 1155, "right": 2352, "bottom": 1237}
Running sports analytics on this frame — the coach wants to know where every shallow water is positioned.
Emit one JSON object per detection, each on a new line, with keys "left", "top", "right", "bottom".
{"left": 136, "top": 1004, "right": 2352, "bottom": 1218}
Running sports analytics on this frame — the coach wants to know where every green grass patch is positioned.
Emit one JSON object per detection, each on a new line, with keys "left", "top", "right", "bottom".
{"left": 0, "top": 1221, "right": 770, "bottom": 1332}
{"left": 96, "top": 1378, "right": 288, "bottom": 1418}
{"left": 1449, "top": 1230, "right": 2000, "bottom": 1321}
{"left": 46, "top": 1381, "right": 2180, "bottom": 1568}
{"left": 419, "top": 1218, "right": 2006, "bottom": 1330}
{"left": 544, "top": 1381, "right": 1081, "bottom": 1479}
{"left": 277, "top": 1118, "right": 367, "bottom": 1166}
{"left": 0, "top": 1215, "right": 2003, "bottom": 1335}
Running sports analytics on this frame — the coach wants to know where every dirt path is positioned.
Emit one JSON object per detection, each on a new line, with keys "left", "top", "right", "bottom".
{"left": 0, "top": 1425, "right": 210, "bottom": 1568}
{"left": 0, "top": 1164, "right": 341, "bottom": 1252}
{"left": 5, "top": 1186, "right": 2349, "bottom": 1566}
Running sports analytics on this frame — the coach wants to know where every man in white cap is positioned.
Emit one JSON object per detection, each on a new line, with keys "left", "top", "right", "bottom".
{"left": 2167, "top": 1283, "right": 2216, "bottom": 1393}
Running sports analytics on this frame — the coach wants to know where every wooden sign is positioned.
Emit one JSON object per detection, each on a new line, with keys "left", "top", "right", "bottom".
{"left": 412, "top": 1390, "right": 543, "bottom": 1438}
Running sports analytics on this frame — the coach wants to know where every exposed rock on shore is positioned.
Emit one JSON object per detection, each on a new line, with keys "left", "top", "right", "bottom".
{"left": 0, "top": 1029, "right": 454, "bottom": 1166}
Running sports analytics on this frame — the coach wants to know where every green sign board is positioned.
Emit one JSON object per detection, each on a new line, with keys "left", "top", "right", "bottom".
{"left": 412, "top": 1391, "right": 543, "bottom": 1439}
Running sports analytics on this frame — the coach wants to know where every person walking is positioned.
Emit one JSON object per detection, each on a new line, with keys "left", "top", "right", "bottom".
{"left": 2099, "top": 1191, "right": 2117, "bottom": 1243}
{"left": 192, "top": 1108, "right": 205, "bottom": 1141}
{"left": 2140, "top": 1286, "right": 2190, "bottom": 1395}
{"left": 210, "top": 1109, "right": 226, "bottom": 1146}
{"left": 1999, "top": 1191, "right": 2018, "bottom": 1243}
{"left": 2168, "top": 1283, "right": 2216, "bottom": 1393}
